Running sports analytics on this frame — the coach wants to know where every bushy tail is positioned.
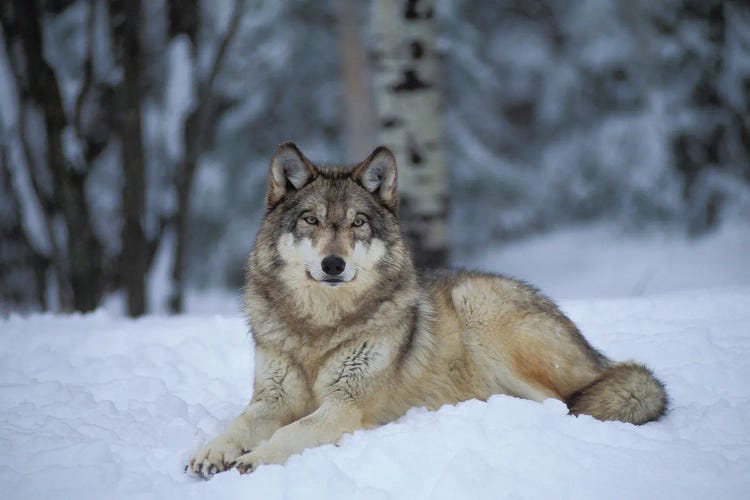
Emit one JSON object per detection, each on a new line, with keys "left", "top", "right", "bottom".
{"left": 567, "top": 362, "right": 668, "bottom": 425}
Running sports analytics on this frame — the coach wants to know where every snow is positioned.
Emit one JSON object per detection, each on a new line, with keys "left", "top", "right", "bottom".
{"left": 466, "top": 223, "right": 750, "bottom": 299}
{"left": 2, "top": 225, "right": 750, "bottom": 499}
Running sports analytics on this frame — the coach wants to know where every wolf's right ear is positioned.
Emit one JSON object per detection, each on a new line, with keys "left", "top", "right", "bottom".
{"left": 267, "top": 142, "right": 317, "bottom": 210}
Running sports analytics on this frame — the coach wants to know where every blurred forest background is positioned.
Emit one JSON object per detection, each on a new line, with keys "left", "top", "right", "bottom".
{"left": 1, "top": 0, "right": 749, "bottom": 316}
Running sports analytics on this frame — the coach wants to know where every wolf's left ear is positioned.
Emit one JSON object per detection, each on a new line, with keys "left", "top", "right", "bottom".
{"left": 353, "top": 146, "right": 398, "bottom": 211}
{"left": 267, "top": 142, "right": 317, "bottom": 210}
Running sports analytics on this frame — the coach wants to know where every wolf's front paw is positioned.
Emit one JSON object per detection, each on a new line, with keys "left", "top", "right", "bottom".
{"left": 186, "top": 435, "right": 247, "bottom": 479}
{"left": 233, "top": 444, "right": 289, "bottom": 474}
{"left": 233, "top": 449, "right": 280, "bottom": 474}
{"left": 234, "top": 452, "right": 261, "bottom": 475}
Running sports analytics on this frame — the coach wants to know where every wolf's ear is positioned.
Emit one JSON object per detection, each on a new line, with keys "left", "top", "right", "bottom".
{"left": 352, "top": 146, "right": 398, "bottom": 211}
{"left": 267, "top": 142, "right": 317, "bottom": 210}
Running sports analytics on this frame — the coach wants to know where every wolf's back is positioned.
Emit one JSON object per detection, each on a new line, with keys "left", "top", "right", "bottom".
{"left": 566, "top": 362, "right": 668, "bottom": 425}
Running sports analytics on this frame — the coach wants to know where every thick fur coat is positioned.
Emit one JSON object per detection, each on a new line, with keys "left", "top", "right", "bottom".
{"left": 187, "top": 143, "right": 667, "bottom": 478}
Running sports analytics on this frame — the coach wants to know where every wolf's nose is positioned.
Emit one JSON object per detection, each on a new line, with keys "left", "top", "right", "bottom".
{"left": 321, "top": 255, "right": 346, "bottom": 276}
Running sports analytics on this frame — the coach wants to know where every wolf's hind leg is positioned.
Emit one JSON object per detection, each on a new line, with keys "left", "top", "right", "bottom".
{"left": 450, "top": 275, "right": 605, "bottom": 402}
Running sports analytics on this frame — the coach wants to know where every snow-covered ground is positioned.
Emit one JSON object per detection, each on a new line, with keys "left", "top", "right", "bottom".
{"left": 1, "top": 224, "right": 749, "bottom": 499}
{"left": 465, "top": 223, "right": 750, "bottom": 299}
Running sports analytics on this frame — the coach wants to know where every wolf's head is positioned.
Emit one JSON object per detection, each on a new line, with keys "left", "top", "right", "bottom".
{"left": 248, "top": 143, "right": 414, "bottom": 323}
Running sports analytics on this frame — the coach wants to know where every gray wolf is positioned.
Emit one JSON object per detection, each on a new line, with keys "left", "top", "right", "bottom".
{"left": 186, "top": 143, "right": 667, "bottom": 478}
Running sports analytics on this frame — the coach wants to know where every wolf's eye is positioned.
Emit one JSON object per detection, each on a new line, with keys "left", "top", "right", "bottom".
{"left": 352, "top": 215, "right": 367, "bottom": 227}
{"left": 303, "top": 216, "right": 318, "bottom": 225}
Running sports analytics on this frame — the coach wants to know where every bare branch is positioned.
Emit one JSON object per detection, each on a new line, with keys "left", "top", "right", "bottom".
{"left": 190, "top": 0, "right": 243, "bottom": 163}
{"left": 168, "top": 0, "right": 243, "bottom": 313}
{"left": 73, "top": 0, "right": 97, "bottom": 140}
{"left": 146, "top": 213, "right": 171, "bottom": 270}
{"left": 205, "top": 0, "right": 243, "bottom": 97}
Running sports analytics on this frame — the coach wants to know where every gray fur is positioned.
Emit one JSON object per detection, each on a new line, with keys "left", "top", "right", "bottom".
{"left": 186, "top": 143, "right": 668, "bottom": 479}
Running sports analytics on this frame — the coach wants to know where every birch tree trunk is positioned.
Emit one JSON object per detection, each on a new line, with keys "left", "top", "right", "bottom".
{"left": 370, "top": 0, "right": 449, "bottom": 269}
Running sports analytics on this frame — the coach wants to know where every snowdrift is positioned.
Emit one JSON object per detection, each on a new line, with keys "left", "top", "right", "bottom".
{"left": 1, "top": 289, "right": 749, "bottom": 499}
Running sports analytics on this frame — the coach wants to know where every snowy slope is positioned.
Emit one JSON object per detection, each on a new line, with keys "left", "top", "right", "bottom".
{"left": 2, "top": 289, "right": 750, "bottom": 499}
{"left": 463, "top": 223, "right": 750, "bottom": 300}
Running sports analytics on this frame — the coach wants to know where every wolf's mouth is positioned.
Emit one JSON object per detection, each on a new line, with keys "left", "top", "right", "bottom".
{"left": 305, "top": 271, "right": 354, "bottom": 287}
{"left": 322, "top": 279, "right": 343, "bottom": 288}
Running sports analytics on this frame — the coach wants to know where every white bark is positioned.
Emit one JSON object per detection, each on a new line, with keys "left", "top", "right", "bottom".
{"left": 370, "top": 0, "right": 449, "bottom": 268}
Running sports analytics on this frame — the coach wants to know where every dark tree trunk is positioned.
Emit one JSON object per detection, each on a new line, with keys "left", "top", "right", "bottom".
{"left": 110, "top": 0, "right": 148, "bottom": 316}
{"left": 167, "top": 0, "right": 200, "bottom": 314}
{"left": 168, "top": 155, "right": 196, "bottom": 314}
{"left": 0, "top": 143, "right": 50, "bottom": 309}
{"left": 168, "top": 0, "right": 199, "bottom": 45}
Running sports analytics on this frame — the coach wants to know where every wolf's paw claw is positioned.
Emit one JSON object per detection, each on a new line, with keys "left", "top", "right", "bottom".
{"left": 186, "top": 438, "right": 244, "bottom": 479}
{"left": 237, "top": 462, "right": 256, "bottom": 474}
{"left": 233, "top": 453, "right": 261, "bottom": 475}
